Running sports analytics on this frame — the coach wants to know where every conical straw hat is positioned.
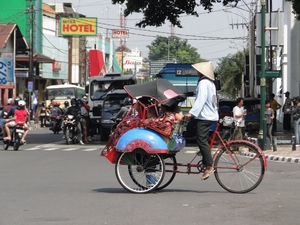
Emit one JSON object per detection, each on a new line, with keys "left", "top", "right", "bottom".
{"left": 192, "top": 61, "right": 215, "bottom": 81}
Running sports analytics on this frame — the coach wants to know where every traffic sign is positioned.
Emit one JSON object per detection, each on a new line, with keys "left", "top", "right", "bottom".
{"left": 28, "top": 81, "right": 33, "bottom": 92}
{"left": 259, "top": 70, "right": 281, "bottom": 78}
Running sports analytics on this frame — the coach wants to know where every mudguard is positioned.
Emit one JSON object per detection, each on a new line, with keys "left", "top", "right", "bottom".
{"left": 116, "top": 128, "right": 169, "bottom": 154}
{"left": 213, "top": 140, "right": 267, "bottom": 170}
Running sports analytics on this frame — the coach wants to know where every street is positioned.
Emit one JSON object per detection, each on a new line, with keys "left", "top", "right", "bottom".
{"left": 0, "top": 128, "right": 300, "bottom": 225}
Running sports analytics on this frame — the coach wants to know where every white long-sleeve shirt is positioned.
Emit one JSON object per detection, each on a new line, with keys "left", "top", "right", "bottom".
{"left": 189, "top": 78, "right": 219, "bottom": 121}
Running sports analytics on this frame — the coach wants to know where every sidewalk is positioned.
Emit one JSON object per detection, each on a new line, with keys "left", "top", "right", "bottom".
{"left": 249, "top": 121, "right": 300, "bottom": 164}
{"left": 262, "top": 145, "right": 300, "bottom": 163}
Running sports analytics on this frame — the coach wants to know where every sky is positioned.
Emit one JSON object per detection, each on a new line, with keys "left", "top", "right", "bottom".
{"left": 43, "top": 0, "right": 258, "bottom": 67}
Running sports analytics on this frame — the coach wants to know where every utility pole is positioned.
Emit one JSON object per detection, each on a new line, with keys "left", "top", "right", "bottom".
{"left": 28, "top": 0, "right": 34, "bottom": 119}
{"left": 258, "top": 0, "right": 267, "bottom": 150}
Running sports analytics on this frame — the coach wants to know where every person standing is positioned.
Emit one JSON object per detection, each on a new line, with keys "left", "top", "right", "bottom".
{"left": 291, "top": 96, "right": 300, "bottom": 144}
{"left": 38, "top": 102, "right": 47, "bottom": 127}
{"left": 232, "top": 97, "right": 246, "bottom": 140}
{"left": 270, "top": 93, "right": 281, "bottom": 135}
{"left": 184, "top": 61, "right": 219, "bottom": 181}
{"left": 282, "top": 91, "right": 292, "bottom": 132}
{"left": 265, "top": 100, "right": 274, "bottom": 145}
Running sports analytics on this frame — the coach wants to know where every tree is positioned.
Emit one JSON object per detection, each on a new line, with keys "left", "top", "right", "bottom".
{"left": 147, "top": 36, "right": 203, "bottom": 63}
{"left": 216, "top": 50, "right": 246, "bottom": 98}
{"left": 286, "top": 0, "right": 300, "bottom": 20}
{"left": 111, "top": 0, "right": 240, "bottom": 28}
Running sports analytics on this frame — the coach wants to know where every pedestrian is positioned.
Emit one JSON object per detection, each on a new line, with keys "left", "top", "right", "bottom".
{"left": 282, "top": 91, "right": 292, "bottom": 132}
{"left": 184, "top": 61, "right": 219, "bottom": 181}
{"left": 39, "top": 102, "right": 47, "bottom": 127}
{"left": 232, "top": 97, "right": 246, "bottom": 140}
{"left": 265, "top": 100, "right": 274, "bottom": 146}
{"left": 291, "top": 96, "right": 300, "bottom": 144}
{"left": 77, "top": 100, "right": 89, "bottom": 143}
{"left": 270, "top": 93, "right": 281, "bottom": 135}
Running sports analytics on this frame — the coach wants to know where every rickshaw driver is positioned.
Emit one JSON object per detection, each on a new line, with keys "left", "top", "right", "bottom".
{"left": 184, "top": 61, "right": 219, "bottom": 181}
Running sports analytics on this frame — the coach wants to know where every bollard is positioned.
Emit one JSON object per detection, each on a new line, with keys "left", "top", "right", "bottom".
{"left": 292, "top": 136, "right": 296, "bottom": 151}
{"left": 272, "top": 137, "right": 277, "bottom": 152}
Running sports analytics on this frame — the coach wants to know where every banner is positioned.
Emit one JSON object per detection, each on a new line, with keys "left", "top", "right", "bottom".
{"left": 0, "top": 53, "right": 14, "bottom": 88}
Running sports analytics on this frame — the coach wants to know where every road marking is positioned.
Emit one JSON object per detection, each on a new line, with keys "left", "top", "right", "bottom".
{"left": 43, "top": 148, "right": 58, "bottom": 151}
{"left": 185, "top": 150, "right": 197, "bottom": 154}
{"left": 62, "top": 148, "right": 78, "bottom": 151}
{"left": 25, "top": 148, "right": 40, "bottom": 151}
{"left": 82, "top": 148, "right": 98, "bottom": 151}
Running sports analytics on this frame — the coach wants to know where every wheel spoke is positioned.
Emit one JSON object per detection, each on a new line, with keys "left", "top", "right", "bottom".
{"left": 115, "top": 149, "right": 165, "bottom": 193}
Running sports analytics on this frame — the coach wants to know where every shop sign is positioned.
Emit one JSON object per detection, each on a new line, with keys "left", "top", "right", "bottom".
{"left": 60, "top": 17, "right": 97, "bottom": 36}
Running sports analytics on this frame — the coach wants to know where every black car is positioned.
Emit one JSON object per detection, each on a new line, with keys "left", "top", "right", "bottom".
{"left": 100, "top": 89, "right": 129, "bottom": 141}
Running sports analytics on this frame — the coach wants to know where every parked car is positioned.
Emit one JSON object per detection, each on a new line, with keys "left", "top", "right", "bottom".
{"left": 218, "top": 97, "right": 261, "bottom": 133}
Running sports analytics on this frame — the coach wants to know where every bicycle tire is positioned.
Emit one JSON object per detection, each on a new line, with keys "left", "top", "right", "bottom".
{"left": 156, "top": 154, "right": 177, "bottom": 190}
{"left": 115, "top": 149, "right": 165, "bottom": 194}
{"left": 214, "top": 141, "right": 265, "bottom": 194}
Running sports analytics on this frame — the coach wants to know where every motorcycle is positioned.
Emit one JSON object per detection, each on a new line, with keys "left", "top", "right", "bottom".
{"left": 50, "top": 115, "right": 62, "bottom": 134}
{"left": 64, "top": 114, "right": 80, "bottom": 145}
{"left": 3, "top": 122, "right": 25, "bottom": 151}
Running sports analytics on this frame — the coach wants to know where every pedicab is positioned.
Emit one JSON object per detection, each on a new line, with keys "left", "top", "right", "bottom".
{"left": 101, "top": 79, "right": 266, "bottom": 194}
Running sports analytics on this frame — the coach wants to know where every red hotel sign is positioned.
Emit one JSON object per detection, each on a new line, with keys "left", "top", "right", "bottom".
{"left": 112, "top": 29, "right": 129, "bottom": 38}
{"left": 60, "top": 17, "right": 97, "bottom": 36}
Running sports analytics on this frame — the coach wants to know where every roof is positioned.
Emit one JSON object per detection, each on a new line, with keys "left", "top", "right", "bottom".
{"left": 115, "top": 45, "right": 131, "bottom": 53}
{"left": 16, "top": 50, "right": 55, "bottom": 63}
{"left": 0, "top": 23, "right": 27, "bottom": 50}
{"left": 43, "top": 3, "right": 56, "bottom": 17}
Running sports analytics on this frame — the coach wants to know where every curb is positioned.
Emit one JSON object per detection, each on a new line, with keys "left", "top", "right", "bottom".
{"left": 264, "top": 154, "right": 300, "bottom": 163}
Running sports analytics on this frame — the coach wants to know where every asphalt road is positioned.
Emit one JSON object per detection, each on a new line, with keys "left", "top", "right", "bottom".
{"left": 0, "top": 128, "right": 299, "bottom": 225}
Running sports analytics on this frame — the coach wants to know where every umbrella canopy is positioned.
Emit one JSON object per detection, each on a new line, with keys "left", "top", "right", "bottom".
{"left": 124, "top": 79, "right": 186, "bottom": 104}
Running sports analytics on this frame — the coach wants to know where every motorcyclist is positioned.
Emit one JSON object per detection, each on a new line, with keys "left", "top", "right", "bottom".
{"left": 6, "top": 97, "right": 22, "bottom": 119}
{"left": 0, "top": 98, "right": 14, "bottom": 135}
{"left": 49, "top": 101, "right": 63, "bottom": 130}
{"left": 61, "top": 101, "right": 70, "bottom": 132}
{"left": 3, "top": 100, "right": 29, "bottom": 144}
{"left": 112, "top": 97, "right": 133, "bottom": 121}
{"left": 64, "top": 98, "right": 84, "bottom": 145}
{"left": 62, "top": 101, "right": 70, "bottom": 114}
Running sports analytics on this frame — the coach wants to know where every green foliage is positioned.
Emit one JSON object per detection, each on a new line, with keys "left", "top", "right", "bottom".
{"left": 216, "top": 50, "right": 247, "bottom": 98}
{"left": 111, "top": 0, "right": 241, "bottom": 28}
{"left": 147, "top": 36, "right": 203, "bottom": 63}
{"left": 286, "top": 0, "right": 300, "bottom": 20}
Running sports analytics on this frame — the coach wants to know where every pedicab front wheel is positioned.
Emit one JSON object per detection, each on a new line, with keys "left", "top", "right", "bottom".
{"left": 115, "top": 149, "right": 165, "bottom": 194}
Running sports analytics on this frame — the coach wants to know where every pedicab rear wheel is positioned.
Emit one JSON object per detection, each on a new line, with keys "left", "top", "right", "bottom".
{"left": 115, "top": 148, "right": 165, "bottom": 194}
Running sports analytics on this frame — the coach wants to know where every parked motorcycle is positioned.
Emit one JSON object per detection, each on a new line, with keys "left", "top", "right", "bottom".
{"left": 50, "top": 115, "right": 62, "bottom": 134}
{"left": 3, "top": 122, "right": 25, "bottom": 151}
{"left": 64, "top": 115, "right": 80, "bottom": 145}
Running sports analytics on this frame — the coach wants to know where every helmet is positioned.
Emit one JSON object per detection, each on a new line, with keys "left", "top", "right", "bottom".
{"left": 56, "top": 102, "right": 61, "bottom": 107}
{"left": 70, "top": 98, "right": 76, "bottom": 106}
{"left": 18, "top": 100, "right": 26, "bottom": 108}
{"left": 64, "top": 101, "right": 69, "bottom": 107}
{"left": 123, "top": 97, "right": 132, "bottom": 106}
{"left": 7, "top": 98, "right": 13, "bottom": 105}
{"left": 77, "top": 100, "right": 82, "bottom": 105}
{"left": 14, "top": 97, "right": 21, "bottom": 106}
